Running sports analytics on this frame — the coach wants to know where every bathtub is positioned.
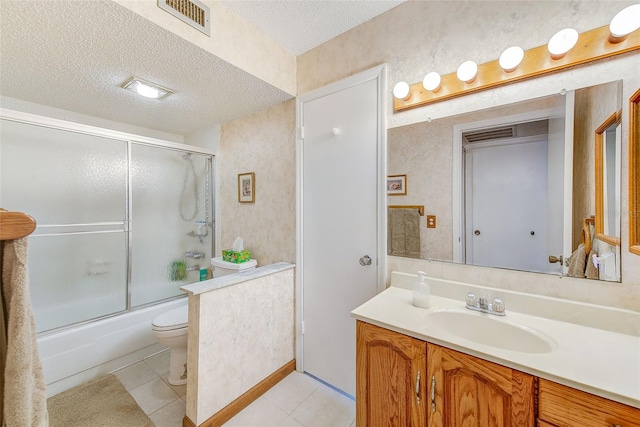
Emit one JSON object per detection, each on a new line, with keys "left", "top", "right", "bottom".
{"left": 37, "top": 297, "right": 187, "bottom": 397}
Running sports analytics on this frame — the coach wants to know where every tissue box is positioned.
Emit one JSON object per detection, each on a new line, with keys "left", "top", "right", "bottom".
{"left": 222, "top": 249, "right": 251, "bottom": 263}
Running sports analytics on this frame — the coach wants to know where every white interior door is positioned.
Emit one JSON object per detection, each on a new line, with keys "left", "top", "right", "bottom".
{"left": 466, "top": 140, "right": 548, "bottom": 272}
{"left": 298, "top": 67, "right": 384, "bottom": 396}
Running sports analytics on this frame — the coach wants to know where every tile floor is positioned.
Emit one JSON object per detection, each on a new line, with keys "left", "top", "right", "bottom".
{"left": 114, "top": 350, "right": 356, "bottom": 427}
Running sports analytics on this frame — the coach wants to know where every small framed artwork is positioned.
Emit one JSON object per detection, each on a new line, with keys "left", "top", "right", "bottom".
{"left": 238, "top": 172, "right": 255, "bottom": 203}
{"left": 387, "top": 174, "right": 407, "bottom": 196}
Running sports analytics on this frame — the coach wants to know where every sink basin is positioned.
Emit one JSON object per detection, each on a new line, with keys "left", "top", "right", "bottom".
{"left": 423, "top": 309, "right": 556, "bottom": 353}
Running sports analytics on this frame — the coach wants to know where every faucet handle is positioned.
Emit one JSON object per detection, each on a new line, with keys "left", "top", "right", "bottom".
{"left": 465, "top": 292, "right": 476, "bottom": 307}
{"left": 492, "top": 298, "right": 505, "bottom": 314}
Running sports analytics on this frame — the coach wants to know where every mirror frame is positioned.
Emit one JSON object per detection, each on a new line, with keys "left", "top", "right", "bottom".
{"left": 630, "top": 88, "right": 640, "bottom": 255}
{"left": 595, "top": 110, "right": 622, "bottom": 247}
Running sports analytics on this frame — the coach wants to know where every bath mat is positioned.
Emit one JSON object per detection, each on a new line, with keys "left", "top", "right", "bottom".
{"left": 47, "top": 374, "right": 154, "bottom": 427}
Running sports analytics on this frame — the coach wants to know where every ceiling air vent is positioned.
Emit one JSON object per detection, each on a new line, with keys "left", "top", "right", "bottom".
{"left": 158, "top": 0, "right": 210, "bottom": 36}
{"left": 463, "top": 125, "right": 516, "bottom": 144}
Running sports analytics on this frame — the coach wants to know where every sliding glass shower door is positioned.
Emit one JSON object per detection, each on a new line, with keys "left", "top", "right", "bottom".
{"left": 130, "top": 144, "right": 213, "bottom": 307}
{"left": 0, "top": 119, "right": 128, "bottom": 331}
{"left": 0, "top": 118, "right": 215, "bottom": 333}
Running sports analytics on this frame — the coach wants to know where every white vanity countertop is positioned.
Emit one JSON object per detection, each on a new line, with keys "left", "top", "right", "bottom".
{"left": 181, "top": 262, "right": 295, "bottom": 295}
{"left": 351, "top": 286, "right": 640, "bottom": 408}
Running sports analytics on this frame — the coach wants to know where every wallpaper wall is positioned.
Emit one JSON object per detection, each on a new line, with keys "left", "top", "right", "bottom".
{"left": 214, "top": 1, "right": 639, "bottom": 308}
{"left": 296, "top": 0, "right": 640, "bottom": 304}
{"left": 219, "top": 100, "right": 296, "bottom": 266}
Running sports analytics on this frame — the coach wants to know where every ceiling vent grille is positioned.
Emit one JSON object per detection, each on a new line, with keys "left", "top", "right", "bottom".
{"left": 463, "top": 126, "right": 516, "bottom": 144}
{"left": 158, "top": 0, "right": 210, "bottom": 36}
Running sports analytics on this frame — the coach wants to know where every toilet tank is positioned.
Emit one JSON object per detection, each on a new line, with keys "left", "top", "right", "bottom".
{"left": 211, "top": 257, "right": 257, "bottom": 277}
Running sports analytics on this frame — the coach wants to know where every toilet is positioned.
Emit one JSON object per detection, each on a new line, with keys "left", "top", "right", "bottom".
{"left": 151, "top": 257, "right": 257, "bottom": 385}
{"left": 151, "top": 305, "right": 189, "bottom": 385}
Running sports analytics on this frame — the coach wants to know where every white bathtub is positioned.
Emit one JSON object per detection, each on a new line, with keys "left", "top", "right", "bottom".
{"left": 37, "top": 297, "right": 187, "bottom": 397}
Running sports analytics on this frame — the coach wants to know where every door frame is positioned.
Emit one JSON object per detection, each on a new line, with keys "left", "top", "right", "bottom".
{"left": 295, "top": 64, "right": 387, "bottom": 372}
{"left": 452, "top": 108, "right": 559, "bottom": 263}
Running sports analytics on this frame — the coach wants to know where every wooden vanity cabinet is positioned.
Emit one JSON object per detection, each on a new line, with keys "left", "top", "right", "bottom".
{"left": 537, "top": 378, "right": 640, "bottom": 427}
{"left": 356, "top": 321, "right": 535, "bottom": 427}
{"left": 427, "top": 343, "right": 535, "bottom": 427}
{"left": 356, "top": 321, "right": 427, "bottom": 427}
{"left": 356, "top": 321, "right": 638, "bottom": 427}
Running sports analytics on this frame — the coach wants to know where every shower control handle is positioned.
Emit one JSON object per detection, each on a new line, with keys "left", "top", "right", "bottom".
{"left": 185, "top": 251, "right": 205, "bottom": 259}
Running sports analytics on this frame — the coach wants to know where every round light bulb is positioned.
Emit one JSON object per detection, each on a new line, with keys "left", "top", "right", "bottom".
{"left": 136, "top": 83, "right": 160, "bottom": 99}
{"left": 422, "top": 72, "right": 442, "bottom": 91}
{"left": 547, "top": 28, "right": 579, "bottom": 59}
{"left": 609, "top": 4, "right": 640, "bottom": 39}
{"left": 456, "top": 60, "right": 478, "bottom": 83}
{"left": 392, "top": 81, "right": 411, "bottom": 100}
{"left": 499, "top": 46, "right": 524, "bottom": 72}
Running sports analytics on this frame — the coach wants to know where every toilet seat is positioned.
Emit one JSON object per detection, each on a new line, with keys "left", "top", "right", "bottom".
{"left": 152, "top": 305, "right": 188, "bottom": 331}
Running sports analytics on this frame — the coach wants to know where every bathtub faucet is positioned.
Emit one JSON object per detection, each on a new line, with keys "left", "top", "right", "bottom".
{"left": 186, "top": 264, "right": 200, "bottom": 272}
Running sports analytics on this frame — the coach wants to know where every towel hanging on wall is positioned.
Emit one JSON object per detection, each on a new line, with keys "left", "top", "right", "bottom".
{"left": 388, "top": 207, "right": 421, "bottom": 258}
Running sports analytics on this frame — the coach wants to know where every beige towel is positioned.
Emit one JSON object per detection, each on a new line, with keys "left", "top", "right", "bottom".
{"left": 566, "top": 243, "right": 587, "bottom": 278}
{"left": 1, "top": 238, "right": 48, "bottom": 427}
{"left": 585, "top": 248, "right": 599, "bottom": 280}
{"left": 388, "top": 208, "right": 421, "bottom": 258}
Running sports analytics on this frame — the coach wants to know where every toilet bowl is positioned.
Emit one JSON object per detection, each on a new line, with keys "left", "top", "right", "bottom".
{"left": 151, "top": 305, "right": 188, "bottom": 385}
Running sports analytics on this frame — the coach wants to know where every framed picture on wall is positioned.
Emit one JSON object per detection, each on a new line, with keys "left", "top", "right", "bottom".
{"left": 387, "top": 174, "right": 407, "bottom": 196}
{"left": 238, "top": 172, "right": 255, "bottom": 203}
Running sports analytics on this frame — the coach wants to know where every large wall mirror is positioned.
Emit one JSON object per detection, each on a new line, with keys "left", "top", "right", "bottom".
{"left": 388, "top": 80, "right": 623, "bottom": 282}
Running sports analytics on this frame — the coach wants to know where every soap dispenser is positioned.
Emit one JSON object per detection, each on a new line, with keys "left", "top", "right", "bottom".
{"left": 412, "top": 270, "right": 431, "bottom": 308}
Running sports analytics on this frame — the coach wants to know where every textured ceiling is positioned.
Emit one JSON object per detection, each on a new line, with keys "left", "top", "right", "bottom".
{"left": 220, "top": 0, "right": 406, "bottom": 55}
{"left": 0, "top": 0, "right": 292, "bottom": 136}
{"left": 0, "top": 0, "right": 404, "bottom": 136}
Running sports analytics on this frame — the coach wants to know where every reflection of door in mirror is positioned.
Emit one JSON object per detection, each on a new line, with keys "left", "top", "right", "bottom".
{"left": 463, "top": 122, "right": 551, "bottom": 273}
{"left": 630, "top": 88, "right": 640, "bottom": 256}
{"left": 595, "top": 111, "right": 622, "bottom": 247}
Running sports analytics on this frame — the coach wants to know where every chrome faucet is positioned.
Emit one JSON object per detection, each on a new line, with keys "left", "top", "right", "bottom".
{"left": 185, "top": 251, "right": 205, "bottom": 259}
{"left": 465, "top": 292, "right": 506, "bottom": 316}
{"left": 186, "top": 264, "right": 201, "bottom": 272}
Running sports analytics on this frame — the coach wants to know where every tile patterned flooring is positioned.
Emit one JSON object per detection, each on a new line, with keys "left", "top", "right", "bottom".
{"left": 114, "top": 350, "right": 356, "bottom": 427}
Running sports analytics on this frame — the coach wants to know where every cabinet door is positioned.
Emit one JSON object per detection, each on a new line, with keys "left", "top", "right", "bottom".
{"left": 427, "top": 344, "right": 535, "bottom": 427}
{"left": 356, "top": 321, "right": 427, "bottom": 427}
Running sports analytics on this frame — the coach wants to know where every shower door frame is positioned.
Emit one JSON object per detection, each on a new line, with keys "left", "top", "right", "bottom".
{"left": 0, "top": 107, "right": 217, "bottom": 333}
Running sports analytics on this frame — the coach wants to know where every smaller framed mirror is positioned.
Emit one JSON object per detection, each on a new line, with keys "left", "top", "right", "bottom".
{"left": 595, "top": 110, "right": 622, "bottom": 246}
{"left": 630, "top": 88, "right": 640, "bottom": 255}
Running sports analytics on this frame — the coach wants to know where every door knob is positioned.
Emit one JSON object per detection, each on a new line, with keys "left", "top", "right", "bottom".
{"left": 359, "top": 255, "right": 372, "bottom": 266}
{"left": 548, "top": 255, "right": 564, "bottom": 264}
{"left": 474, "top": 230, "right": 481, "bottom": 235}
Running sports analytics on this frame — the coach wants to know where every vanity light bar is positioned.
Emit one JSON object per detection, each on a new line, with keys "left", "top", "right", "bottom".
{"left": 394, "top": 24, "right": 640, "bottom": 112}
